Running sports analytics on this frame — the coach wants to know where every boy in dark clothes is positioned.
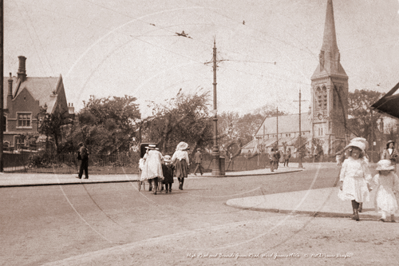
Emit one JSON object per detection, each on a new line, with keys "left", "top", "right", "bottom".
{"left": 162, "top": 155, "right": 174, "bottom": 193}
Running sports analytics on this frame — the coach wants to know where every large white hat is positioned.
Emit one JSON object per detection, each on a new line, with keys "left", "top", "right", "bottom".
{"left": 176, "top": 142, "right": 189, "bottom": 151}
{"left": 344, "top": 137, "right": 367, "bottom": 152}
{"left": 376, "top": 159, "right": 395, "bottom": 171}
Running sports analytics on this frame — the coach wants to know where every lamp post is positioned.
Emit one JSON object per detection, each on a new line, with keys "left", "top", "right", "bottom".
{"left": 0, "top": 0, "right": 3, "bottom": 172}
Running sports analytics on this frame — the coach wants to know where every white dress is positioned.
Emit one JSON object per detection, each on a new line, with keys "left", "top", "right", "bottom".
{"left": 338, "top": 157, "right": 371, "bottom": 203}
{"left": 140, "top": 150, "right": 164, "bottom": 181}
{"left": 371, "top": 172, "right": 399, "bottom": 215}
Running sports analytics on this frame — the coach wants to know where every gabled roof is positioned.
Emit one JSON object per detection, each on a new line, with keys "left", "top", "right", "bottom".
{"left": 255, "top": 113, "right": 311, "bottom": 136}
{"left": 3, "top": 76, "right": 60, "bottom": 112}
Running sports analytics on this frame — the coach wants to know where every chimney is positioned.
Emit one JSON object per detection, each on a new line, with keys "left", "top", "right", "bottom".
{"left": 8, "top": 73, "right": 13, "bottom": 98}
{"left": 17, "top": 56, "right": 27, "bottom": 81}
{"left": 68, "top": 103, "right": 75, "bottom": 114}
{"left": 68, "top": 103, "right": 75, "bottom": 120}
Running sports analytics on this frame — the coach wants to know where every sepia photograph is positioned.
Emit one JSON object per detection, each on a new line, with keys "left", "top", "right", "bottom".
{"left": 1, "top": 0, "right": 399, "bottom": 265}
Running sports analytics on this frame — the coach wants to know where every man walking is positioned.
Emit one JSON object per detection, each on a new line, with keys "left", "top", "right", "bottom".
{"left": 193, "top": 148, "right": 204, "bottom": 176}
{"left": 76, "top": 142, "right": 89, "bottom": 179}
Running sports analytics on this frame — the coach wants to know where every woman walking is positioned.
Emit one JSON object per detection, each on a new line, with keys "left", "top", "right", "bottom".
{"left": 171, "top": 142, "right": 190, "bottom": 190}
{"left": 381, "top": 140, "right": 398, "bottom": 172}
{"left": 338, "top": 137, "right": 372, "bottom": 221}
{"left": 141, "top": 144, "right": 164, "bottom": 195}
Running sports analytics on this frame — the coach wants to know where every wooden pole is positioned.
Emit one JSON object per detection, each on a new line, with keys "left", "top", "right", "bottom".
{"left": 276, "top": 106, "right": 279, "bottom": 148}
{"left": 298, "top": 89, "right": 303, "bottom": 168}
{"left": 0, "top": 0, "right": 3, "bottom": 172}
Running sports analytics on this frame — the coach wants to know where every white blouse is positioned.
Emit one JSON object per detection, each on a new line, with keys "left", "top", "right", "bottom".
{"left": 171, "top": 150, "right": 190, "bottom": 164}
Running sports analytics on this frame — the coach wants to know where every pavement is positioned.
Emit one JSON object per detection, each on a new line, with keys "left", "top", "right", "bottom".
{"left": 0, "top": 162, "right": 383, "bottom": 220}
{"left": 0, "top": 163, "right": 303, "bottom": 187}
{"left": 227, "top": 187, "right": 382, "bottom": 220}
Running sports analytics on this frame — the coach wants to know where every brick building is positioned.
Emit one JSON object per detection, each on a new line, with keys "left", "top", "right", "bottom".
{"left": 3, "top": 56, "right": 74, "bottom": 149}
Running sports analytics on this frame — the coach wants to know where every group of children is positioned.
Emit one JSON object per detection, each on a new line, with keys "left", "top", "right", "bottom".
{"left": 139, "top": 142, "right": 190, "bottom": 195}
{"left": 338, "top": 137, "right": 399, "bottom": 222}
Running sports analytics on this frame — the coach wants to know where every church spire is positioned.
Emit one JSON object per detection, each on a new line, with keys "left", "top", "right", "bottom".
{"left": 321, "top": 0, "right": 338, "bottom": 54}
{"left": 312, "top": 0, "right": 347, "bottom": 79}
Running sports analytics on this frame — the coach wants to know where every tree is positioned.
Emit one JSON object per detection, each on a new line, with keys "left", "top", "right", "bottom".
{"left": 37, "top": 107, "right": 71, "bottom": 153}
{"left": 144, "top": 90, "right": 213, "bottom": 154}
{"left": 217, "top": 111, "right": 240, "bottom": 150}
{"left": 342, "top": 90, "right": 383, "bottom": 147}
{"left": 235, "top": 105, "right": 286, "bottom": 146}
{"left": 294, "top": 136, "right": 308, "bottom": 158}
{"left": 73, "top": 95, "right": 141, "bottom": 155}
{"left": 331, "top": 89, "right": 384, "bottom": 146}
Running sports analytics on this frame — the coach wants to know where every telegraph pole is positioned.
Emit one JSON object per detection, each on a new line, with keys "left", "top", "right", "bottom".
{"left": 0, "top": 0, "right": 3, "bottom": 172}
{"left": 298, "top": 90, "right": 303, "bottom": 168}
{"left": 294, "top": 89, "right": 307, "bottom": 169}
{"left": 204, "top": 39, "right": 223, "bottom": 176}
{"left": 212, "top": 40, "right": 220, "bottom": 175}
{"left": 276, "top": 106, "right": 279, "bottom": 148}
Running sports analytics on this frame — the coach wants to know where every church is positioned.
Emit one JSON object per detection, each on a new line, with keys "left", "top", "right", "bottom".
{"left": 242, "top": 0, "right": 348, "bottom": 156}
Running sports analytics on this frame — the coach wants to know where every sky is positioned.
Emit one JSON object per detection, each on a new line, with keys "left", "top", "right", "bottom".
{"left": 4, "top": 0, "right": 399, "bottom": 118}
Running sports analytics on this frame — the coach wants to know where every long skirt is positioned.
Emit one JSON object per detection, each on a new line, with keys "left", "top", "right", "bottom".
{"left": 374, "top": 185, "right": 398, "bottom": 215}
{"left": 174, "top": 159, "right": 188, "bottom": 178}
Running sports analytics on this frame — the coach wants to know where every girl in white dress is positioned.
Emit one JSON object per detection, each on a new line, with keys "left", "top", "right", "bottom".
{"left": 338, "top": 138, "right": 372, "bottom": 221}
{"left": 371, "top": 160, "right": 399, "bottom": 222}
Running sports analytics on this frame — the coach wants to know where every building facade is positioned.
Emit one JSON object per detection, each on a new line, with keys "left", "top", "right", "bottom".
{"left": 243, "top": 0, "right": 348, "bottom": 156}
{"left": 310, "top": 0, "right": 348, "bottom": 155}
{"left": 3, "top": 56, "right": 74, "bottom": 149}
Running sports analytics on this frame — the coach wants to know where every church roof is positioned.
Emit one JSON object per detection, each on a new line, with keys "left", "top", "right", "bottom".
{"left": 255, "top": 113, "right": 311, "bottom": 136}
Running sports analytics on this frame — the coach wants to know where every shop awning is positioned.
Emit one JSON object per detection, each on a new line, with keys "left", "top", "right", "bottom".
{"left": 371, "top": 82, "right": 399, "bottom": 119}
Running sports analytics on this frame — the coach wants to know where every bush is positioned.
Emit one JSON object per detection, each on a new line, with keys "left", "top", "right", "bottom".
{"left": 28, "top": 151, "right": 54, "bottom": 168}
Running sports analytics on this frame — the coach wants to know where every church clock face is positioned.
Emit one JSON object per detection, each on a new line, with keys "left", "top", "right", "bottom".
{"left": 318, "top": 113, "right": 323, "bottom": 120}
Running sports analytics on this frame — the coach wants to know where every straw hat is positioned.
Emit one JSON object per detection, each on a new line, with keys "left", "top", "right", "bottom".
{"left": 148, "top": 144, "right": 156, "bottom": 149}
{"left": 344, "top": 137, "right": 367, "bottom": 153}
{"left": 376, "top": 159, "right": 395, "bottom": 171}
{"left": 176, "top": 142, "right": 189, "bottom": 151}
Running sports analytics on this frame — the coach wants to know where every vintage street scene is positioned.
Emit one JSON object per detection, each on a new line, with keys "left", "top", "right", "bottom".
{"left": 2, "top": 0, "right": 399, "bottom": 265}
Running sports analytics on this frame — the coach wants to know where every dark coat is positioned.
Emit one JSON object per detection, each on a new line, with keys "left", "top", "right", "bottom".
{"left": 162, "top": 164, "right": 174, "bottom": 184}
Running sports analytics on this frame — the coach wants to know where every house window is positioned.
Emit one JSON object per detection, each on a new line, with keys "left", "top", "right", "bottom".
{"left": 2, "top": 116, "right": 6, "bottom": 132}
{"left": 17, "top": 113, "right": 32, "bottom": 128}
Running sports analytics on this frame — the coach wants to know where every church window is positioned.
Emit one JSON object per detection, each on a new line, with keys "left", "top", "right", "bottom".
{"left": 322, "top": 87, "right": 327, "bottom": 110}
{"left": 316, "top": 87, "right": 322, "bottom": 110}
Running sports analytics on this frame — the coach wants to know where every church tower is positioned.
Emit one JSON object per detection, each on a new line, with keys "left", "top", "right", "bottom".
{"left": 311, "top": 0, "right": 348, "bottom": 155}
